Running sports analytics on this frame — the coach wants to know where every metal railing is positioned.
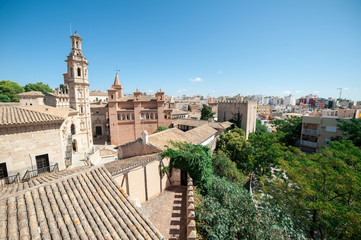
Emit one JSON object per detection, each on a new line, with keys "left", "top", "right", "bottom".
{"left": 0, "top": 173, "right": 20, "bottom": 187}
{"left": 21, "top": 163, "right": 59, "bottom": 182}
{"left": 302, "top": 128, "right": 319, "bottom": 135}
{"left": 300, "top": 140, "right": 318, "bottom": 148}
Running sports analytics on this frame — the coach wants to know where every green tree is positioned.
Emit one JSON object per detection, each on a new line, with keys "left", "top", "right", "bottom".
{"left": 0, "top": 94, "right": 10, "bottom": 102}
{"left": 264, "top": 139, "right": 361, "bottom": 239}
{"left": 216, "top": 127, "right": 250, "bottom": 172}
{"left": 212, "top": 151, "right": 247, "bottom": 185}
{"left": 274, "top": 116, "right": 302, "bottom": 146}
{"left": 197, "top": 176, "right": 304, "bottom": 240}
{"left": 161, "top": 141, "right": 213, "bottom": 194}
{"left": 24, "top": 82, "right": 54, "bottom": 93}
{"left": 336, "top": 118, "right": 361, "bottom": 146}
{"left": 154, "top": 126, "right": 169, "bottom": 133}
{"left": 200, "top": 104, "right": 215, "bottom": 120}
{"left": 0, "top": 80, "right": 25, "bottom": 102}
{"left": 255, "top": 119, "right": 268, "bottom": 134}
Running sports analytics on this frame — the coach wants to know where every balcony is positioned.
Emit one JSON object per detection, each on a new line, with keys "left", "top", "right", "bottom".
{"left": 302, "top": 128, "right": 319, "bottom": 135}
{"left": 300, "top": 140, "right": 318, "bottom": 148}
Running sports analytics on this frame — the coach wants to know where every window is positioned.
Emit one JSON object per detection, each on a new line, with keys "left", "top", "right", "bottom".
{"left": 76, "top": 41, "right": 78, "bottom": 48}
{"left": 117, "top": 114, "right": 121, "bottom": 120}
{"left": 77, "top": 68, "right": 81, "bottom": 76}
{"left": 325, "top": 126, "right": 337, "bottom": 133}
{"left": 146, "top": 113, "right": 150, "bottom": 119}
{"left": 80, "top": 106, "right": 83, "bottom": 114}
{"left": 127, "top": 114, "right": 130, "bottom": 120}
{"left": 111, "top": 95, "right": 114, "bottom": 99}
{"left": 132, "top": 113, "right": 135, "bottom": 120}
{"left": 122, "top": 114, "right": 125, "bottom": 120}
{"left": 70, "top": 67, "right": 73, "bottom": 76}
{"left": 35, "top": 154, "right": 50, "bottom": 174}
{"left": 71, "top": 124, "right": 76, "bottom": 134}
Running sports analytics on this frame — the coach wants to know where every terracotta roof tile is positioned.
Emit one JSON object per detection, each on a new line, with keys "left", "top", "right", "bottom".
{"left": 0, "top": 106, "right": 65, "bottom": 126}
{"left": 184, "top": 124, "right": 217, "bottom": 144}
{"left": 148, "top": 128, "right": 190, "bottom": 150}
{"left": 0, "top": 166, "right": 164, "bottom": 239}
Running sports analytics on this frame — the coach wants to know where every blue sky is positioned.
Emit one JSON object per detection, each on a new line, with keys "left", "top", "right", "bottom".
{"left": 0, "top": 0, "right": 360, "bottom": 100}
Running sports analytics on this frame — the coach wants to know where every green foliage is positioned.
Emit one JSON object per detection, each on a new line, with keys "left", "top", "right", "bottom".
{"left": 255, "top": 119, "right": 268, "bottom": 134}
{"left": 0, "top": 80, "right": 24, "bottom": 102}
{"left": 216, "top": 127, "right": 250, "bottom": 173}
{"left": 274, "top": 116, "right": 302, "bottom": 146}
{"left": 154, "top": 126, "right": 169, "bottom": 133}
{"left": 212, "top": 151, "right": 247, "bottom": 185}
{"left": 24, "top": 82, "right": 54, "bottom": 93}
{"left": 196, "top": 176, "right": 304, "bottom": 240}
{"left": 161, "top": 141, "right": 213, "bottom": 194}
{"left": 264, "top": 139, "right": 361, "bottom": 239}
{"left": 200, "top": 104, "right": 215, "bottom": 120}
{"left": 0, "top": 94, "right": 10, "bottom": 102}
{"left": 336, "top": 118, "right": 361, "bottom": 146}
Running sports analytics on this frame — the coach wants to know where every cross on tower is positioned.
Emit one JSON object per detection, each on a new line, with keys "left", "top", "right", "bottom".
{"left": 114, "top": 65, "right": 120, "bottom": 74}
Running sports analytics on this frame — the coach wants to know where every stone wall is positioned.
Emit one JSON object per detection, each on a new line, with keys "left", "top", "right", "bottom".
{"left": 0, "top": 123, "right": 66, "bottom": 177}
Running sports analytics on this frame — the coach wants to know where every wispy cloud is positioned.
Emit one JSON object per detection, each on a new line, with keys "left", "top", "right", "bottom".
{"left": 283, "top": 90, "right": 291, "bottom": 95}
{"left": 295, "top": 90, "right": 301, "bottom": 94}
{"left": 314, "top": 90, "right": 319, "bottom": 94}
{"left": 189, "top": 77, "right": 203, "bottom": 82}
{"left": 343, "top": 88, "right": 349, "bottom": 90}
{"left": 217, "top": 70, "right": 222, "bottom": 75}
{"left": 148, "top": 89, "right": 154, "bottom": 93}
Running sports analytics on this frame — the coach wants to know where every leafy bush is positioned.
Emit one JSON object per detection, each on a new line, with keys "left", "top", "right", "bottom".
{"left": 212, "top": 151, "right": 247, "bottom": 185}
{"left": 161, "top": 141, "right": 213, "bottom": 194}
{"left": 154, "top": 126, "right": 169, "bottom": 133}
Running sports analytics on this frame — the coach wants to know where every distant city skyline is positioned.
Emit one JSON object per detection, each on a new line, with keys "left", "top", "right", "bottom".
{"left": 0, "top": 0, "right": 360, "bottom": 100}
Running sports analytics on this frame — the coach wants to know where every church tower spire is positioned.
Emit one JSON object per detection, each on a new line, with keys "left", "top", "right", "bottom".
{"left": 63, "top": 31, "right": 93, "bottom": 151}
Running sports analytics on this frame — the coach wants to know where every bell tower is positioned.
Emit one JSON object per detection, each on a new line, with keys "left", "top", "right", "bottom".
{"left": 63, "top": 31, "right": 93, "bottom": 151}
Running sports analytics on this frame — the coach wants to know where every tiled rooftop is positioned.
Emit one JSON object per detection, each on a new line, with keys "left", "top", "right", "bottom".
{"left": 0, "top": 166, "right": 164, "bottom": 239}
{"left": 184, "top": 124, "right": 217, "bottom": 144}
{"left": 105, "top": 154, "right": 161, "bottom": 175}
{"left": 148, "top": 128, "right": 190, "bottom": 151}
{"left": 0, "top": 106, "right": 65, "bottom": 126}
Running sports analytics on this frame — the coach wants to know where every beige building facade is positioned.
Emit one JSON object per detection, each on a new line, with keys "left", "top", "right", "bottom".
{"left": 300, "top": 116, "right": 345, "bottom": 153}
{"left": 218, "top": 100, "right": 257, "bottom": 139}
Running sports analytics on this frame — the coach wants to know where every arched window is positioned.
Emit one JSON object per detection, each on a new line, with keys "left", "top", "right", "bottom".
{"left": 71, "top": 124, "right": 76, "bottom": 135}
{"left": 127, "top": 114, "right": 130, "bottom": 120}
{"left": 155, "top": 113, "right": 158, "bottom": 119}
{"left": 76, "top": 41, "right": 78, "bottom": 48}
{"left": 122, "top": 114, "right": 125, "bottom": 120}
{"left": 132, "top": 113, "right": 135, "bottom": 120}
{"left": 77, "top": 68, "right": 81, "bottom": 76}
{"left": 146, "top": 113, "right": 150, "bottom": 119}
{"left": 141, "top": 113, "right": 145, "bottom": 119}
{"left": 117, "top": 114, "right": 121, "bottom": 120}
{"left": 150, "top": 113, "right": 154, "bottom": 119}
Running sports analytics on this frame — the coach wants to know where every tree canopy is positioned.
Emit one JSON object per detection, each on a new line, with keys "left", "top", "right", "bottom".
{"left": 200, "top": 104, "right": 215, "bottom": 120}
{"left": 0, "top": 80, "right": 25, "bottom": 102}
{"left": 274, "top": 116, "right": 302, "bottom": 146}
{"left": 263, "top": 139, "right": 361, "bottom": 239}
{"left": 255, "top": 119, "right": 268, "bottom": 134}
{"left": 0, "top": 94, "right": 10, "bottom": 102}
{"left": 24, "top": 82, "right": 54, "bottom": 93}
{"left": 197, "top": 176, "right": 304, "bottom": 240}
{"left": 336, "top": 118, "right": 361, "bottom": 146}
{"left": 212, "top": 151, "right": 247, "bottom": 185}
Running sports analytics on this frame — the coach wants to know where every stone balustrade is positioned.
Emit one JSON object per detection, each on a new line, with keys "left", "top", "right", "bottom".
{"left": 186, "top": 176, "right": 197, "bottom": 239}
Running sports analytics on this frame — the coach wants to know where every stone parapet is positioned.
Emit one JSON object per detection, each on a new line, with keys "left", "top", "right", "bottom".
{"left": 186, "top": 176, "right": 197, "bottom": 239}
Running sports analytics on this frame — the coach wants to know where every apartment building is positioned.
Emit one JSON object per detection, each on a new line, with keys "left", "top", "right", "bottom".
{"left": 300, "top": 116, "right": 345, "bottom": 153}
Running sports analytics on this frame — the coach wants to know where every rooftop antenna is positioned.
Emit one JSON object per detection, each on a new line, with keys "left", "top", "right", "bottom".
{"left": 337, "top": 88, "right": 342, "bottom": 99}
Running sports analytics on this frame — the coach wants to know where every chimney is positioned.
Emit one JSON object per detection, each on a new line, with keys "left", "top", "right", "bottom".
{"left": 142, "top": 130, "right": 149, "bottom": 144}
